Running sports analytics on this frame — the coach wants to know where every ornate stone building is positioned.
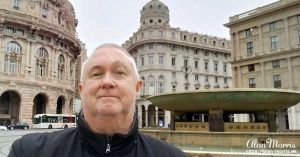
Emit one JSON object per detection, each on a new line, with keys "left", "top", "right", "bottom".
{"left": 225, "top": 0, "right": 300, "bottom": 129}
{"left": 0, "top": 0, "right": 84, "bottom": 125}
{"left": 123, "top": 0, "right": 232, "bottom": 128}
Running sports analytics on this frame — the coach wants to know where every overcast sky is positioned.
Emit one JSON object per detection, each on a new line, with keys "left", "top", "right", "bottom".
{"left": 69, "top": 0, "right": 278, "bottom": 56}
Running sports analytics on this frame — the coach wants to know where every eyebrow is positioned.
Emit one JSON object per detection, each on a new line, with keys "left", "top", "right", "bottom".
{"left": 87, "top": 61, "right": 130, "bottom": 74}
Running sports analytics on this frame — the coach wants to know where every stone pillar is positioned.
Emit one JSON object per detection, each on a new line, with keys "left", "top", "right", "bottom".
{"left": 260, "top": 62, "right": 265, "bottom": 87}
{"left": 284, "top": 18, "right": 290, "bottom": 50}
{"left": 164, "top": 110, "right": 170, "bottom": 127}
{"left": 237, "top": 66, "right": 242, "bottom": 88}
{"left": 137, "top": 105, "right": 142, "bottom": 128}
{"left": 236, "top": 32, "right": 240, "bottom": 59}
{"left": 209, "top": 109, "right": 224, "bottom": 132}
{"left": 145, "top": 107, "right": 148, "bottom": 128}
{"left": 266, "top": 111, "right": 277, "bottom": 132}
{"left": 155, "top": 107, "right": 158, "bottom": 126}
{"left": 258, "top": 25, "right": 263, "bottom": 55}
{"left": 169, "top": 111, "right": 175, "bottom": 130}
{"left": 287, "top": 57, "right": 294, "bottom": 89}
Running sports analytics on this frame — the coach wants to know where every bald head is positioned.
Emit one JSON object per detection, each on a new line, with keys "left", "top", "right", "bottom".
{"left": 80, "top": 43, "right": 139, "bottom": 83}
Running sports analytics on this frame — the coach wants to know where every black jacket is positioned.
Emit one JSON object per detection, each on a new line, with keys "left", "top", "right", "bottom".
{"left": 8, "top": 115, "right": 186, "bottom": 157}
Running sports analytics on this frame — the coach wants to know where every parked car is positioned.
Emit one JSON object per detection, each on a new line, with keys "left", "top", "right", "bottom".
{"left": 0, "top": 125, "right": 7, "bottom": 131}
{"left": 7, "top": 122, "right": 29, "bottom": 130}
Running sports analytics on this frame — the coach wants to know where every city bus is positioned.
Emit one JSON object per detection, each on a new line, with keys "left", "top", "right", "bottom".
{"left": 33, "top": 114, "right": 77, "bottom": 129}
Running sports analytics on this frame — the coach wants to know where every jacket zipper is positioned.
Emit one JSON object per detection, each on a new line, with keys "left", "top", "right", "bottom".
{"left": 106, "top": 136, "right": 111, "bottom": 154}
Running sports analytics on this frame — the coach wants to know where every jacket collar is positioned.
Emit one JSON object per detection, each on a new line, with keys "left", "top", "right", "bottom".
{"left": 77, "top": 112, "right": 138, "bottom": 156}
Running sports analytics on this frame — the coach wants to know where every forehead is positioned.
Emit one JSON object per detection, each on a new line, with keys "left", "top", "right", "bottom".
{"left": 86, "top": 47, "right": 132, "bottom": 69}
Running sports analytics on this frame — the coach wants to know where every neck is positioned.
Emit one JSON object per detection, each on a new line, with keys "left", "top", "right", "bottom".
{"left": 83, "top": 113, "right": 134, "bottom": 135}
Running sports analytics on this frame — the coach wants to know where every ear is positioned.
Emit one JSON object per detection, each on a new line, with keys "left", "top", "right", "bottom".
{"left": 78, "top": 83, "right": 83, "bottom": 94}
{"left": 135, "top": 80, "right": 143, "bottom": 93}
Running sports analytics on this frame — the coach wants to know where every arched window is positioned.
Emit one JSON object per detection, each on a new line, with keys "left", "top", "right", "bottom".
{"left": 158, "top": 75, "right": 165, "bottom": 94}
{"left": 148, "top": 75, "right": 155, "bottom": 95}
{"left": 57, "top": 54, "right": 65, "bottom": 80}
{"left": 36, "top": 48, "right": 48, "bottom": 77}
{"left": 4, "top": 41, "right": 22, "bottom": 74}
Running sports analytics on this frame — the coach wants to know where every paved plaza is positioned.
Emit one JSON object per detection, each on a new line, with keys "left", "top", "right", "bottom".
{"left": 0, "top": 129, "right": 61, "bottom": 157}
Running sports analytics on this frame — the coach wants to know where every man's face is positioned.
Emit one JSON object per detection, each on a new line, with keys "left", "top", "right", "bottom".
{"left": 79, "top": 47, "right": 142, "bottom": 118}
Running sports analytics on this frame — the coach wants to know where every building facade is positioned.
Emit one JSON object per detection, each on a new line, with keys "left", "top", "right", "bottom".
{"left": 225, "top": 0, "right": 300, "bottom": 129}
{"left": 123, "top": 0, "right": 232, "bottom": 128}
{"left": 0, "top": 0, "right": 84, "bottom": 126}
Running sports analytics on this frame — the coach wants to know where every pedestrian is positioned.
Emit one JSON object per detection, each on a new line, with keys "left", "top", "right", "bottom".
{"left": 8, "top": 43, "right": 187, "bottom": 157}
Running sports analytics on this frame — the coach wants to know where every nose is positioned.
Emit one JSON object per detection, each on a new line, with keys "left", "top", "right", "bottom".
{"left": 99, "top": 73, "right": 116, "bottom": 89}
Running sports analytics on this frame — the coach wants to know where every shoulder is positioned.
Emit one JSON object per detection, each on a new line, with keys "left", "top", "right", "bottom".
{"left": 10, "top": 128, "right": 79, "bottom": 157}
{"left": 138, "top": 133, "right": 187, "bottom": 157}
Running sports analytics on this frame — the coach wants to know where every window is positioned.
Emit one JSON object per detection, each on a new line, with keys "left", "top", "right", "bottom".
{"left": 4, "top": 41, "right": 22, "bottom": 74}
{"left": 149, "top": 56, "right": 154, "bottom": 65}
{"left": 184, "top": 59, "right": 188, "bottom": 67}
{"left": 297, "top": 15, "right": 300, "bottom": 23}
{"left": 13, "top": 0, "right": 20, "bottom": 9}
{"left": 269, "top": 21, "right": 277, "bottom": 31}
{"left": 194, "top": 37, "right": 197, "bottom": 42}
{"left": 298, "top": 30, "right": 300, "bottom": 43}
{"left": 224, "top": 78, "right": 228, "bottom": 84}
{"left": 204, "top": 51, "right": 208, "bottom": 56}
{"left": 273, "top": 74, "right": 281, "bottom": 88}
{"left": 158, "top": 76, "right": 165, "bottom": 94}
{"left": 141, "top": 33, "right": 144, "bottom": 38}
{"left": 248, "top": 64, "right": 255, "bottom": 72}
{"left": 245, "top": 28, "right": 252, "bottom": 37}
{"left": 6, "top": 41, "right": 21, "bottom": 53}
{"left": 272, "top": 60, "right": 280, "bottom": 68}
{"left": 171, "top": 57, "right": 176, "bottom": 66}
{"left": 58, "top": 54, "right": 65, "bottom": 80}
{"left": 36, "top": 48, "right": 48, "bottom": 77}
{"left": 222, "top": 42, "right": 225, "bottom": 47}
{"left": 271, "top": 36, "right": 279, "bottom": 50}
{"left": 249, "top": 78, "right": 256, "bottom": 88}
{"left": 149, "top": 44, "right": 153, "bottom": 49}
{"left": 159, "top": 30, "right": 163, "bottom": 37}
{"left": 183, "top": 35, "right": 187, "bottom": 40}
{"left": 223, "top": 64, "right": 227, "bottom": 73}
{"left": 150, "top": 19, "right": 153, "bottom": 23}
{"left": 213, "top": 41, "right": 216, "bottom": 46}
{"left": 16, "top": 29, "right": 24, "bottom": 35}
{"left": 172, "top": 72, "right": 176, "bottom": 79}
{"left": 214, "top": 52, "right": 218, "bottom": 58}
{"left": 214, "top": 62, "right": 218, "bottom": 72}
{"left": 215, "top": 77, "right": 218, "bottom": 83}
{"left": 247, "top": 42, "right": 253, "bottom": 55}
{"left": 159, "top": 56, "right": 164, "bottom": 65}
{"left": 195, "top": 74, "right": 199, "bottom": 81}
{"left": 205, "top": 76, "right": 209, "bottom": 82}
{"left": 205, "top": 61, "right": 208, "bottom": 70}
{"left": 194, "top": 60, "right": 198, "bottom": 69}
{"left": 141, "top": 57, "right": 144, "bottom": 66}
{"left": 204, "top": 39, "right": 207, "bottom": 44}
{"left": 6, "top": 27, "right": 15, "bottom": 34}
{"left": 172, "top": 32, "right": 175, "bottom": 39}
{"left": 194, "top": 49, "right": 198, "bottom": 55}
{"left": 42, "top": 7, "right": 48, "bottom": 18}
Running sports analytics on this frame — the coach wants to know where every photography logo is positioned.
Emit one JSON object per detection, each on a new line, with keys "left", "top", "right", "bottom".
{"left": 246, "top": 138, "right": 298, "bottom": 155}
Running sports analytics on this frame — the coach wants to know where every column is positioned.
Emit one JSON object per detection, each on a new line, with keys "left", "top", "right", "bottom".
{"left": 287, "top": 57, "right": 294, "bottom": 89}
{"left": 169, "top": 111, "right": 175, "bottom": 130}
{"left": 237, "top": 66, "right": 242, "bottom": 87}
{"left": 155, "top": 107, "right": 158, "bottom": 126}
{"left": 266, "top": 111, "right": 276, "bottom": 132}
{"left": 209, "top": 109, "right": 224, "bottom": 132}
{"left": 284, "top": 18, "right": 290, "bottom": 50}
{"left": 164, "top": 110, "right": 170, "bottom": 127}
{"left": 258, "top": 25, "right": 263, "bottom": 55}
{"left": 236, "top": 32, "right": 241, "bottom": 59}
{"left": 145, "top": 105, "right": 148, "bottom": 128}
{"left": 137, "top": 105, "right": 142, "bottom": 128}
{"left": 230, "top": 32, "right": 236, "bottom": 60}
{"left": 260, "top": 62, "right": 265, "bottom": 87}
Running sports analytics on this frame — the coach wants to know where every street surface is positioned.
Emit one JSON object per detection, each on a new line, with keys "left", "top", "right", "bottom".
{"left": 0, "top": 129, "right": 61, "bottom": 157}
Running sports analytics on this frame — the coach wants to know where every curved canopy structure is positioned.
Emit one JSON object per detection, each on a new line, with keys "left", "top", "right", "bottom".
{"left": 147, "top": 88, "right": 300, "bottom": 112}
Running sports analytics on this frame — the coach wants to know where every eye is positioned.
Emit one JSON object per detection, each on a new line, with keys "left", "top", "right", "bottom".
{"left": 114, "top": 69, "right": 127, "bottom": 78}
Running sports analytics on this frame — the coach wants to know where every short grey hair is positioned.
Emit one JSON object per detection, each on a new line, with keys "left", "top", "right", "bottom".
{"left": 80, "top": 43, "right": 139, "bottom": 82}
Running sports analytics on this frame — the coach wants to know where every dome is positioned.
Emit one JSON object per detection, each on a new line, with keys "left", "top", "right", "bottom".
{"left": 140, "top": 0, "right": 170, "bottom": 28}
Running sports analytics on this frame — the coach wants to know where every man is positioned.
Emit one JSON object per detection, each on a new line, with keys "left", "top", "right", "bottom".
{"left": 9, "top": 43, "right": 187, "bottom": 157}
